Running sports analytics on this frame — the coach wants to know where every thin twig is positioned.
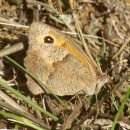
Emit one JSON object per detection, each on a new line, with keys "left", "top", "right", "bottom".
{"left": 112, "top": 37, "right": 130, "bottom": 59}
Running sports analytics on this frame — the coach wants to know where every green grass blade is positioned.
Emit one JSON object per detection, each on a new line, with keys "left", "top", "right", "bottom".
{"left": 4, "top": 55, "right": 69, "bottom": 109}
{"left": 111, "top": 88, "right": 130, "bottom": 130}
{"left": 0, "top": 110, "right": 45, "bottom": 130}
{"left": 0, "top": 80, "right": 58, "bottom": 121}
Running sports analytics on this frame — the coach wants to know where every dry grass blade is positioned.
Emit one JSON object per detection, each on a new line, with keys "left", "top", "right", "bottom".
{"left": 0, "top": 99, "right": 51, "bottom": 129}
{"left": 0, "top": 42, "right": 24, "bottom": 57}
{"left": 60, "top": 104, "right": 82, "bottom": 130}
{"left": 112, "top": 37, "right": 130, "bottom": 59}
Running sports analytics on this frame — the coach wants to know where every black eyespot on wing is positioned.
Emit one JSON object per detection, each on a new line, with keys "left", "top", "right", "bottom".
{"left": 44, "top": 36, "right": 54, "bottom": 43}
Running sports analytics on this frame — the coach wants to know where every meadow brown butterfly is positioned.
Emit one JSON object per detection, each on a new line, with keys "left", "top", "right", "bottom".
{"left": 24, "top": 22, "right": 107, "bottom": 96}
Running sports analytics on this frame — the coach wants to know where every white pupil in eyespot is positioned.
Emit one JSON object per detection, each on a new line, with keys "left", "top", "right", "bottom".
{"left": 44, "top": 36, "right": 54, "bottom": 43}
